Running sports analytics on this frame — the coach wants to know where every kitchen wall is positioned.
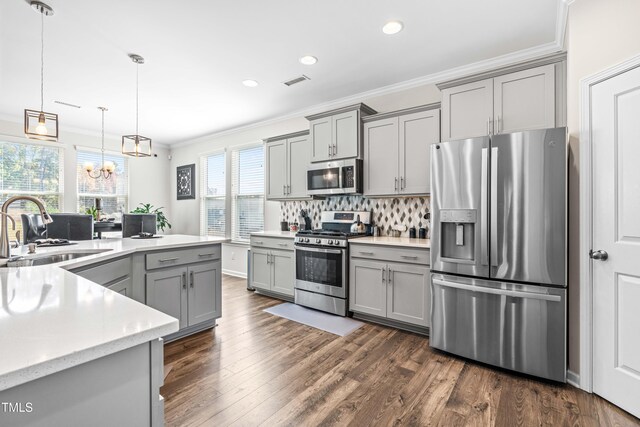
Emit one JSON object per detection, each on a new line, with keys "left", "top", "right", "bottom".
{"left": 280, "top": 196, "right": 430, "bottom": 237}
{"left": 168, "top": 84, "right": 440, "bottom": 276}
{"left": 566, "top": 0, "right": 640, "bottom": 376}
{"left": 0, "top": 118, "right": 172, "bottom": 221}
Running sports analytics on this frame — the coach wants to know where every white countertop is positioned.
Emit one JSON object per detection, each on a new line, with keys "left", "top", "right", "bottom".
{"left": 250, "top": 230, "right": 297, "bottom": 239}
{"left": 0, "top": 234, "right": 227, "bottom": 391}
{"left": 351, "top": 236, "right": 431, "bottom": 249}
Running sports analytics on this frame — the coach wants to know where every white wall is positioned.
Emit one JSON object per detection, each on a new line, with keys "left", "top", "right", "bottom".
{"left": 566, "top": 0, "right": 640, "bottom": 375}
{"left": 0, "top": 118, "right": 172, "bottom": 223}
{"left": 168, "top": 84, "right": 440, "bottom": 276}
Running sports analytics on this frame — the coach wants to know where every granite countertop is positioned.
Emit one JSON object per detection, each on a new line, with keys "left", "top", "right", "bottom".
{"left": 250, "top": 230, "right": 297, "bottom": 239}
{"left": 351, "top": 236, "right": 431, "bottom": 249}
{"left": 0, "top": 234, "right": 227, "bottom": 391}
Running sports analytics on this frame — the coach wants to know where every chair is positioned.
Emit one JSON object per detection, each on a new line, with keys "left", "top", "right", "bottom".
{"left": 21, "top": 213, "right": 47, "bottom": 243}
{"left": 47, "top": 214, "right": 94, "bottom": 241}
{"left": 122, "top": 214, "right": 156, "bottom": 237}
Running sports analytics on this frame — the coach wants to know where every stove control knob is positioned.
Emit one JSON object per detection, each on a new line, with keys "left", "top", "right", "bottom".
{"left": 316, "top": 239, "right": 321, "bottom": 244}
{"left": 328, "top": 240, "right": 333, "bottom": 245}
{"left": 334, "top": 240, "right": 341, "bottom": 246}
{"left": 304, "top": 238, "right": 310, "bottom": 243}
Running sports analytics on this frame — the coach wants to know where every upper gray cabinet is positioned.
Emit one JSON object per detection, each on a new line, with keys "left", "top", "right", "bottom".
{"left": 363, "top": 105, "right": 440, "bottom": 197}
{"left": 439, "top": 53, "right": 566, "bottom": 141}
{"left": 264, "top": 131, "right": 311, "bottom": 200}
{"left": 306, "top": 103, "right": 376, "bottom": 163}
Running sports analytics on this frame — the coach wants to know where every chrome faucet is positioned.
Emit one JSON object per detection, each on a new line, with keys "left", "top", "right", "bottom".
{"left": 0, "top": 196, "right": 53, "bottom": 258}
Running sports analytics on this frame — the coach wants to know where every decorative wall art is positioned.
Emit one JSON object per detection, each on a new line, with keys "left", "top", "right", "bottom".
{"left": 176, "top": 164, "right": 196, "bottom": 200}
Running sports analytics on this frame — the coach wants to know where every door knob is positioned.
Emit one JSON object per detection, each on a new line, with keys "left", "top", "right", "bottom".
{"left": 589, "top": 250, "right": 608, "bottom": 261}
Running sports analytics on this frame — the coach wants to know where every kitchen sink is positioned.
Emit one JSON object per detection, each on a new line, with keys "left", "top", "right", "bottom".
{"left": 3, "top": 249, "right": 112, "bottom": 267}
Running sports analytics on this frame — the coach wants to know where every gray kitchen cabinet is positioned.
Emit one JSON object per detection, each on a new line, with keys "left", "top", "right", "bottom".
{"left": 387, "top": 262, "right": 430, "bottom": 327}
{"left": 307, "top": 103, "right": 376, "bottom": 162}
{"left": 350, "top": 258, "right": 387, "bottom": 317}
{"left": 363, "top": 105, "right": 439, "bottom": 196}
{"left": 69, "top": 255, "right": 133, "bottom": 297}
{"left": 147, "top": 266, "right": 187, "bottom": 328}
{"left": 266, "top": 138, "right": 287, "bottom": 199}
{"left": 107, "top": 276, "right": 133, "bottom": 297}
{"left": 265, "top": 131, "right": 311, "bottom": 200}
{"left": 350, "top": 244, "right": 431, "bottom": 331}
{"left": 439, "top": 59, "right": 562, "bottom": 141}
{"left": 187, "top": 261, "right": 221, "bottom": 325}
{"left": 249, "top": 235, "right": 294, "bottom": 298}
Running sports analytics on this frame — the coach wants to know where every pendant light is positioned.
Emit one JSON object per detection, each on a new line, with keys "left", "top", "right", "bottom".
{"left": 84, "top": 107, "right": 115, "bottom": 180}
{"left": 122, "top": 54, "right": 151, "bottom": 157}
{"left": 24, "top": 1, "right": 58, "bottom": 142}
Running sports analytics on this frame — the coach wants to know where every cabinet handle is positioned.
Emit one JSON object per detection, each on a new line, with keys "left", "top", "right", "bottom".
{"left": 401, "top": 255, "right": 418, "bottom": 260}
{"left": 395, "top": 177, "right": 398, "bottom": 191}
{"left": 401, "top": 177, "right": 404, "bottom": 190}
{"left": 182, "top": 272, "right": 187, "bottom": 289}
{"left": 359, "top": 251, "right": 374, "bottom": 255}
{"left": 287, "top": 185, "right": 290, "bottom": 195}
{"left": 267, "top": 253, "right": 271, "bottom": 264}
{"left": 198, "top": 253, "right": 213, "bottom": 257}
{"left": 487, "top": 117, "right": 490, "bottom": 135}
{"left": 496, "top": 115, "right": 500, "bottom": 134}
{"left": 381, "top": 267, "right": 385, "bottom": 282}
{"left": 328, "top": 144, "right": 332, "bottom": 157}
{"left": 159, "top": 257, "right": 179, "bottom": 263}
{"left": 278, "top": 243, "right": 288, "bottom": 247}
{"left": 388, "top": 268, "right": 393, "bottom": 283}
{"left": 332, "top": 144, "right": 336, "bottom": 156}
{"left": 190, "top": 271, "right": 194, "bottom": 288}
{"left": 254, "top": 241, "right": 264, "bottom": 245}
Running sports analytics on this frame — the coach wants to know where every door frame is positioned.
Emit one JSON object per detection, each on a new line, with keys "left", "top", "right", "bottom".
{"left": 579, "top": 53, "right": 640, "bottom": 392}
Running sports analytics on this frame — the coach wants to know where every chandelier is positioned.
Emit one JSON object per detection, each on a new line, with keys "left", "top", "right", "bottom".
{"left": 84, "top": 107, "right": 115, "bottom": 180}
{"left": 122, "top": 54, "right": 152, "bottom": 157}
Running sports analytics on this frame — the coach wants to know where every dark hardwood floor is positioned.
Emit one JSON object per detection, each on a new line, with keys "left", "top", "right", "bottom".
{"left": 162, "top": 275, "right": 640, "bottom": 427}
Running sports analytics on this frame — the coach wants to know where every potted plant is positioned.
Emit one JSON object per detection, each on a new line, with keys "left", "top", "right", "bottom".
{"left": 130, "top": 203, "right": 172, "bottom": 232}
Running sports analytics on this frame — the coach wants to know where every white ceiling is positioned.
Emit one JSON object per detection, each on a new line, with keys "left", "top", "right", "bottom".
{"left": 0, "top": 0, "right": 562, "bottom": 145}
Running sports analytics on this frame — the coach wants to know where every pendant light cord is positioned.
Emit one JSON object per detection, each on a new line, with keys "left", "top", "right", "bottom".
{"left": 40, "top": 11, "right": 44, "bottom": 112}
{"left": 135, "top": 62, "right": 139, "bottom": 136}
{"left": 101, "top": 108, "right": 105, "bottom": 166}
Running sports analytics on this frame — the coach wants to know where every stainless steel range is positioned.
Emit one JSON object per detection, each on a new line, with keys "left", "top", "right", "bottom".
{"left": 294, "top": 211, "right": 371, "bottom": 316}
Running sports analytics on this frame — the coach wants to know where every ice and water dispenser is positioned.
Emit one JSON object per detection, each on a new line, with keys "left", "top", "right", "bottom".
{"left": 439, "top": 209, "right": 476, "bottom": 262}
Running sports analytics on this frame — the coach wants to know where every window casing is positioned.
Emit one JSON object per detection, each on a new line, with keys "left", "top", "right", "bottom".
{"left": 77, "top": 150, "right": 128, "bottom": 216}
{"left": 231, "top": 145, "right": 264, "bottom": 242}
{"left": 200, "top": 152, "right": 226, "bottom": 237}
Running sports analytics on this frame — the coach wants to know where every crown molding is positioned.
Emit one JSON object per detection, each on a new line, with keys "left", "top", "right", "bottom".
{"left": 556, "top": 0, "right": 572, "bottom": 50}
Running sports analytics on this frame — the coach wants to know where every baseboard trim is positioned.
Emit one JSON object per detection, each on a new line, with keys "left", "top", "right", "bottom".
{"left": 567, "top": 370, "right": 580, "bottom": 388}
{"left": 223, "top": 269, "right": 247, "bottom": 279}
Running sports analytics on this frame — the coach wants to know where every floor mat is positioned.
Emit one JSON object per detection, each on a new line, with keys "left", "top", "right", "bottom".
{"left": 264, "top": 302, "right": 364, "bottom": 336}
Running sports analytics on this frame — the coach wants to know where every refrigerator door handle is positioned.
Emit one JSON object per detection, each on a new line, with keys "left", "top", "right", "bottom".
{"left": 490, "top": 147, "right": 499, "bottom": 267}
{"left": 480, "top": 148, "right": 489, "bottom": 265}
{"left": 431, "top": 278, "right": 562, "bottom": 302}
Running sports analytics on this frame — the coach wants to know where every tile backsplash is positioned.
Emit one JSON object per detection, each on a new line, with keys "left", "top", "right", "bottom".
{"left": 280, "top": 195, "right": 430, "bottom": 237}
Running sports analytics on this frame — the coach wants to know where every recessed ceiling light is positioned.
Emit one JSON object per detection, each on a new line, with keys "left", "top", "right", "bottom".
{"left": 242, "top": 79, "right": 259, "bottom": 87}
{"left": 382, "top": 21, "right": 404, "bottom": 35}
{"left": 299, "top": 55, "right": 318, "bottom": 65}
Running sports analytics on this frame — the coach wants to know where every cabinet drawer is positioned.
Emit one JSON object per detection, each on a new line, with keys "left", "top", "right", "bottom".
{"left": 350, "top": 245, "right": 430, "bottom": 265}
{"left": 74, "top": 256, "right": 131, "bottom": 286}
{"left": 250, "top": 236, "right": 294, "bottom": 251}
{"left": 146, "top": 245, "right": 221, "bottom": 270}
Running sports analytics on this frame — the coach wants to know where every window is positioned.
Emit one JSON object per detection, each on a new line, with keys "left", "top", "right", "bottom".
{"left": 201, "top": 152, "right": 226, "bottom": 237}
{"left": 77, "top": 150, "right": 128, "bottom": 216}
{"left": 231, "top": 145, "right": 264, "bottom": 242}
{"left": 0, "top": 140, "right": 64, "bottom": 237}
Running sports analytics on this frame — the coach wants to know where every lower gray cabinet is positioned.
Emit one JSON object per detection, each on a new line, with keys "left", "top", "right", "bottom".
{"left": 107, "top": 276, "right": 133, "bottom": 297}
{"left": 350, "top": 247, "right": 431, "bottom": 329}
{"left": 146, "top": 260, "right": 221, "bottom": 331}
{"left": 70, "top": 255, "right": 133, "bottom": 297}
{"left": 249, "top": 238, "right": 294, "bottom": 298}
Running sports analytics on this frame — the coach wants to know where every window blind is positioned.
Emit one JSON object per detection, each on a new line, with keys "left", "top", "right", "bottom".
{"left": 231, "top": 145, "right": 264, "bottom": 242}
{"left": 77, "top": 150, "right": 128, "bottom": 216}
{"left": 0, "top": 140, "right": 64, "bottom": 237}
{"left": 200, "top": 151, "right": 226, "bottom": 237}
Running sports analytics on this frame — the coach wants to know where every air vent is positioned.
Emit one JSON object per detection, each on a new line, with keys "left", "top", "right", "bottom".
{"left": 283, "top": 75, "right": 310, "bottom": 86}
{"left": 54, "top": 100, "right": 81, "bottom": 108}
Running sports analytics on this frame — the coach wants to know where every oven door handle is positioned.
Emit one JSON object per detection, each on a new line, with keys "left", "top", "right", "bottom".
{"left": 295, "top": 246, "right": 343, "bottom": 255}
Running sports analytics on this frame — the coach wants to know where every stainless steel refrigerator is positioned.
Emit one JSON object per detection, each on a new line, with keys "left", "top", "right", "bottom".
{"left": 430, "top": 127, "right": 567, "bottom": 382}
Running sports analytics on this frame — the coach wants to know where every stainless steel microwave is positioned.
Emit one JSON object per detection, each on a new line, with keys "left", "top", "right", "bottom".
{"left": 307, "top": 159, "right": 362, "bottom": 196}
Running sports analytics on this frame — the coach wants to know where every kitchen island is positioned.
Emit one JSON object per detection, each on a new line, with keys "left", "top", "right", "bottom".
{"left": 0, "top": 234, "right": 226, "bottom": 427}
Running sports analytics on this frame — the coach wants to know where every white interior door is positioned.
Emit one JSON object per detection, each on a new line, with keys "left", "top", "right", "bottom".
{"left": 592, "top": 64, "right": 640, "bottom": 418}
